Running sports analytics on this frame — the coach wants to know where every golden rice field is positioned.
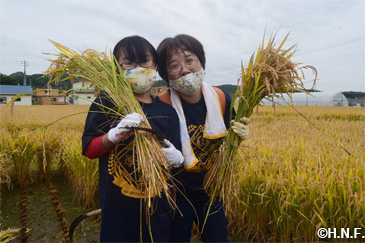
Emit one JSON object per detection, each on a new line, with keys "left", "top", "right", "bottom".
{"left": 0, "top": 105, "right": 364, "bottom": 242}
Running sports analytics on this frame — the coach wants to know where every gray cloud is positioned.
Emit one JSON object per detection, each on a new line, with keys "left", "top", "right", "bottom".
{"left": 1, "top": 0, "right": 364, "bottom": 92}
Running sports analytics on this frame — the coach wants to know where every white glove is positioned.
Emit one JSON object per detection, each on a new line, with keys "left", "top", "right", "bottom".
{"left": 230, "top": 117, "right": 249, "bottom": 141}
{"left": 107, "top": 113, "right": 144, "bottom": 143}
{"left": 162, "top": 139, "right": 184, "bottom": 168}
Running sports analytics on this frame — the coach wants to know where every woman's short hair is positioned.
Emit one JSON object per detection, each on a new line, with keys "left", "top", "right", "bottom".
{"left": 157, "top": 34, "right": 205, "bottom": 85}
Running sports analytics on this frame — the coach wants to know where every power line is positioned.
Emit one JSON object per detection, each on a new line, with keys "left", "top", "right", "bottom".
{"left": 206, "top": 51, "right": 364, "bottom": 80}
{"left": 305, "top": 51, "right": 364, "bottom": 64}
{"left": 291, "top": 21, "right": 365, "bottom": 43}
{"left": 297, "top": 36, "right": 365, "bottom": 56}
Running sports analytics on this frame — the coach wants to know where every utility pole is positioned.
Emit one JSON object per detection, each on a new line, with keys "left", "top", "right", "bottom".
{"left": 21, "top": 61, "right": 28, "bottom": 85}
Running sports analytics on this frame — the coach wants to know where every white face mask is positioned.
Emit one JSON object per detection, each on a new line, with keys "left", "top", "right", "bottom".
{"left": 124, "top": 67, "right": 157, "bottom": 94}
{"left": 169, "top": 68, "right": 205, "bottom": 95}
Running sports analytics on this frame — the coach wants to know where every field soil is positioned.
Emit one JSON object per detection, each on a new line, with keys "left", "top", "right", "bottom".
{"left": 1, "top": 171, "right": 100, "bottom": 242}
{"left": 1, "top": 171, "right": 240, "bottom": 242}
{"left": 1, "top": 173, "right": 206, "bottom": 243}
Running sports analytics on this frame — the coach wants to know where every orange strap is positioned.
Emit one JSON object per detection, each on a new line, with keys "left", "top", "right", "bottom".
{"left": 159, "top": 91, "right": 172, "bottom": 105}
{"left": 159, "top": 87, "right": 226, "bottom": 115}
{"left": 213, "top": 87, "right": 226, "bottom": 116}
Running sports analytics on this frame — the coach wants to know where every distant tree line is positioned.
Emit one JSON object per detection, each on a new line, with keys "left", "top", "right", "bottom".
{"left": 1, "top": 73, "right": 364, "bottom": 100}
{"left": 214, "top": 84, "right": 365, "bottom": 100}
{"left": 214, "top": 85, "right": 323, "bottom": 98}
{"left": 0, "top": 72, "right": 71, "bottom": 90}
{"left": 152, "top": 80, "right": 168, "bottom": 87}
{"left": 341, "top": 91, "right": 365, "bottom": 99}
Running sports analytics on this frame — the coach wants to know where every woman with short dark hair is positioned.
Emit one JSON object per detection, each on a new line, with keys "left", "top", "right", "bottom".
{"left": 157, "top": 34, "right": 249, "bottom": 242}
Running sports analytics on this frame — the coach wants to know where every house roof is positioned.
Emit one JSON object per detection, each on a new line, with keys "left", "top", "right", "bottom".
{"left": 0, "top": 85, "right": 33, "bottom": 95}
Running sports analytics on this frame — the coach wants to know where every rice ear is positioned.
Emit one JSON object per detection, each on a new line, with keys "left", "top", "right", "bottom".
{"left": 204, "top": 31, "right": 317, "bottom": 202}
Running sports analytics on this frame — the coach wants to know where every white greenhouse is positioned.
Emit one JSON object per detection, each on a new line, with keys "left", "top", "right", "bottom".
{"left": 261, "top": 92, "right": 348, "bottom": 107}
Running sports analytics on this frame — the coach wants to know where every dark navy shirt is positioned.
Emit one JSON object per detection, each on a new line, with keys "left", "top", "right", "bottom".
{"left": 173, "top": 90, "right": 235, "bottom": 199}
{"left": 82, "top": 95, "right": 181, "bottom": 242}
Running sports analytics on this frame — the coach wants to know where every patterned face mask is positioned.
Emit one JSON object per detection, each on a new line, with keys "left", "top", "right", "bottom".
{"left": 169, "top": 68, "right": 205, "bottom": 95}
{"left": 124, "top": 67, "right": 157, "bottom": 94}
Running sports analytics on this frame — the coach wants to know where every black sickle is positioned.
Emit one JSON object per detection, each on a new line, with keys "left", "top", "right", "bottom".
{"left": 69, "top": 209, "right": 101, "bottom": 242}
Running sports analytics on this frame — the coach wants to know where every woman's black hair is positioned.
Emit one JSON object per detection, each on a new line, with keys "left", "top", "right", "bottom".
{"left": 113, "top": 35, "right": 157, "bottom": 65}
{"left": 156, "top": 34, "right": 206, "bottom": 86}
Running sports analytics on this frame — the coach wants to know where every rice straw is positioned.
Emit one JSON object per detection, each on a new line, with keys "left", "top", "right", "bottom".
{"left": 204, "top": 31, "right": 317, "bottom": 207}
{"left": 44, "top": 41, "right": 175, "bottom": 215}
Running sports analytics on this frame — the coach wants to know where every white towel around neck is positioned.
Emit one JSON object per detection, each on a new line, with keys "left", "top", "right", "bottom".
{"left": 170, "top": 82, "right": 227, "bottom": 168}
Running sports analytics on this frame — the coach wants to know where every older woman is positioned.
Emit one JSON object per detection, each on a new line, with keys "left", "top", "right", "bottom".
{"left": 157, "top": 34, "right": 248, "bottom": 242}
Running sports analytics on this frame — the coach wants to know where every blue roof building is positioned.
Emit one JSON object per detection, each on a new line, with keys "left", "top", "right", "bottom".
{"left": 0, "top": 85, "right": 33, "bottom": 105}
{"left": 0, "top": 85, "right": 33, "bottom": 95}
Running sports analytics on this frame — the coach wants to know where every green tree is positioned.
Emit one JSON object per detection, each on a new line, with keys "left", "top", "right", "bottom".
{"left": 5, "top": 72, "right": 72, "bottom": 90}
{"left": 152, "top": 80, "right": 167, "bottom": 87}
{"left": 215, "top": 84, "right": 237, "bottom": 98}
{"left": 0, "top": 74, "right": 18, "bottom": 85}
{"left": 342, "top": 91, "right": 365, "bottom": 99}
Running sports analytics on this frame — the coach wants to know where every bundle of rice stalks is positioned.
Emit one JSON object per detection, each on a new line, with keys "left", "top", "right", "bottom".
{"left": 44, "top": 41, "right": 174, "bottom": 210}
{"left": 204, "top": 32, "right": 317, "bottom": 202}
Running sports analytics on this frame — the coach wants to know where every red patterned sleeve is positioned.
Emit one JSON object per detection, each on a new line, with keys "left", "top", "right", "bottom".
{"left": 84, "top": 135, "right": 112, "bottom": 159}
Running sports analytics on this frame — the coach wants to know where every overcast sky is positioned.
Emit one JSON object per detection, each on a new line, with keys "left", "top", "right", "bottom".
{"left": 0, "top": 0, "right": 364, "bottom": 92}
